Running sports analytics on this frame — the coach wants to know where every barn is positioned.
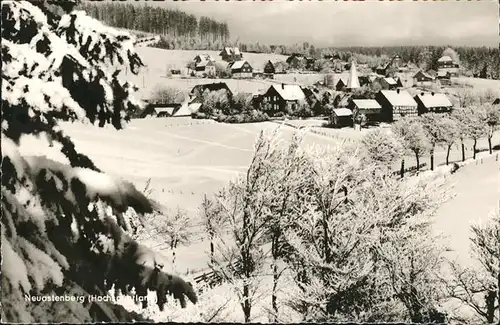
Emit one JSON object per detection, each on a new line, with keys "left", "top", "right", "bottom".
{"left": 414, "top": 92, "right": 453, "bottom": 115}
{"left": 375, "top": 89, "right": 418, "bottom": 122}
{"left": 349, "top": 99, "right": 382, "bottom": 124}
{"left": 329, "top": 108, "right": 353, "bottom": 128}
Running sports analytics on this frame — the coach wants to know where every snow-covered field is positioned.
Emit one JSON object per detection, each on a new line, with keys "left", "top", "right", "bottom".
{"left": 17, "top": 117, "right": 500, "bottom": 321}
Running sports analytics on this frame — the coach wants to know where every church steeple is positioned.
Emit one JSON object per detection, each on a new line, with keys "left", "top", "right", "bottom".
{"left": 346, "top": 60, "right": 360, "bottom": 90}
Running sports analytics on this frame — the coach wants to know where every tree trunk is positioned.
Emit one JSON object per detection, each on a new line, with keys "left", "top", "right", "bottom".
{"left": 473, "top": 139, "right": 477, "bottom": 160}
{"left": 400, "top": 159, "right": 405, "bottom": 178}
{"left": 415, "top": 153, "right": 420, "bottom": 171}
{"left": 488, "top": 136, "right": 492, "bottom": 154}
{"left": 485, "top": 290, "right": 496, "bottom": 323}
{"left": 210, "top": 240, "right": 214, "bottom": 264}
{"left": 446, "top": 145, "right": 452, "bottom": 165}
{"left": 461, "top": 142, "right": 465, "bottom": 162}
{"left": 243, "top": 282, "right": 251, "bottom": 323}
{"left": 271, "top": 233, "right": 279, "bottom": 322}
{"left": 430, "top": 147, "right": 435, "bottom": 171}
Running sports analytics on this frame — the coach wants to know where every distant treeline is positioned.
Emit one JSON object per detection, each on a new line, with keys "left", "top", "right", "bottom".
{"left": 78, "top": 3, "right": 499, "bottom": 79}
{"left": 335, "top": 46, "right": 500, "bottom": 79}
{"left": 78, "top": 3, "right": 230, "bottom": 42}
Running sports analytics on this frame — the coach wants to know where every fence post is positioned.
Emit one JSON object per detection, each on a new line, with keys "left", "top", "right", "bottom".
{"left": 400, "top": 159, "right": 405, "bottom": 178}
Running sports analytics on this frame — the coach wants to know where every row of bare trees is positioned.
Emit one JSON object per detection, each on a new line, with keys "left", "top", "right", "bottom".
{"left": 391, "top": 104, "right": 500, "bottom": 175}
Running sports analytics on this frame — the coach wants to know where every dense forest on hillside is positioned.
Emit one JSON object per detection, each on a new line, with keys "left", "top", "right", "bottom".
{"left": 78, "top": 3, "right": 229, "bottom": 44}
{"left": 79, "top": 2, "right": 499, "bottom": 79}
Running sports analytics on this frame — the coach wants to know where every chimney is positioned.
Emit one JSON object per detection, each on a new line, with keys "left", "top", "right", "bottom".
{"left": 282, "top": 83, "right": 285, "bottom": 89}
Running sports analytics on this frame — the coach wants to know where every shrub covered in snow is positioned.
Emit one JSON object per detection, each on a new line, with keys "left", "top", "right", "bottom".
{"left": 1, "top": 1, "right": 196, "bottom": 322}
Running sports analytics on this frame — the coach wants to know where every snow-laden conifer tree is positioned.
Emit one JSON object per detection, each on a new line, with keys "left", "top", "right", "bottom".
{"left": 1, "top": 1, "right": 196, "bottom": 322}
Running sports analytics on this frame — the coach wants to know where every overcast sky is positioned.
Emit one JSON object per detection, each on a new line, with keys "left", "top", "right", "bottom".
{"left": 127, "top": 0, "right": 499, "bottom": 47}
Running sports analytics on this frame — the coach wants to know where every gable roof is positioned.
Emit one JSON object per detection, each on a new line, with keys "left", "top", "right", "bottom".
{"left": 382, "top": 77, "right": 397, "bottom": 85}
{"left": 414, "top": 70, "right": 435, "bottom": 79}
{"left": 191, "top": 82, "right": 232, "bottom": 96}
{"left": 196, "top": 60, "right": 214, "bottom": 68}
{"left": 492, "top": 98, "right": 499, "bottom": 105}
{"left": 229, "top": 60, "right": 251, "bottom": 70}
{"left": 332, "top": 108, "right": 353, "bottom": 117}
{"left": 438, "top": 55, "right": 453, "bottom": 63}
{"left": 437, "top": 70, "right": 451, "bottom": 78}
{"left": 221, "top": 47, "right": 241, "bottom": 56}
{"left": 173, "top": 102, "right": 202, "bottom": 117}
{"left": 352, "top": 99, "right": 381, "bottom": 110}
{"left": 379, "top": 90, "right": 417, "bottom": 107}
{"left": 415, "top": 93, "right": 452, "bottom": 108}
{"left": 195, "top": 54, "right": 214, "bottom": 61}
{"left": 269, "top": 84, "right": 305, "bottom": 101}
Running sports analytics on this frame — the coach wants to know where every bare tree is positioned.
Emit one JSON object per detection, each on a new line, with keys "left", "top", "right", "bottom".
{"left": 282, "top": 142, "right": 450, "bottom": 322}
{"left": 392, "top": 117, "right": 431, "bottom": 172}
{"left": 151, "top": 85, "right": 186, "bottom": 104}
{"left": 360, "top": 128, "right": 404, "bottom": 173}
{"left": 210, "top": 128, "right": 284, "bottom": 322}
{"left": 485, "top": 103, "right": 500, "bottom": 154}
{"left": 447, "top": 209, "right": 500, "bottom": 324}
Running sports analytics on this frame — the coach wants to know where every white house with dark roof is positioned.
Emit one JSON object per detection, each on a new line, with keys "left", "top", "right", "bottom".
{"left": 414, "top": 92, "right": 453, "bottom": 115}
{"left": 375, "top": 89, "right": 418, "bottom": 122}
{"left": 262, "top": 84, "right": 306, "bottom": 114}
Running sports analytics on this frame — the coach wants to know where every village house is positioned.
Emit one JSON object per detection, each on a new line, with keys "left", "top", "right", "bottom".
{"left": 330, "top": 108, "right": 353, "bottom": 128}
{"left": 140, "top": 103, "right": 181, "bottom": 118}
{"left": 375, "top": 55, "right": 403, "bottom": 76}
{"left": 335, "top": 78, "right": 348, "bottom": 91}
{"left": 219, "top": 47, "right": 242, "bottom": 62}
{"left": 263, "top": 60, "right": 275, "bottom": 78}
{"left": 302, "top": 87, "right": 322, "bottom": 113}
{"left": 378, "top": 77, "right": 398, "bottom": 90}
{"left": 286, "top": 54, "right": 306, "bottom": 69}
{"left": 172, "top": 101, "right": 202, "bottom": 117}
{"left": 228, "top": 60, "right": 253, "bottom": 79}
{"left": 375, "top": 89, "right": 418, "bottom": 122}
{"left": 193, "top": 54, "right": 215, "bottom": 64}
{"left": 190, "top": 82, "right": 233, "bottom": 99}
{"left": 195, "top": 60, "right": 216, "bottom": 77}
{"left": 261, "top": 84, "right": 306, "bottom": 115}
{"left": 414, "top": 92, "right": 453, "bottom": 115}
{"left": 348, "top": 99, "right": 382, "bottom": 124}
{"left": 437, "top": 55, "right": 459, "bottom": 77}
{"left": 436, "top": 71, "right": 451, "bottom": 86}
{"left": 358, "top": 76, "right": 371, "bottom": 87}
{"left": 494, "top": 98, "right": 500, "bottom": 105}
{"left": 334, "top": 93, "right": 352, "bottom": 108}
{"left": 413, "top": 70, "right": 436, "bottom": 84}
